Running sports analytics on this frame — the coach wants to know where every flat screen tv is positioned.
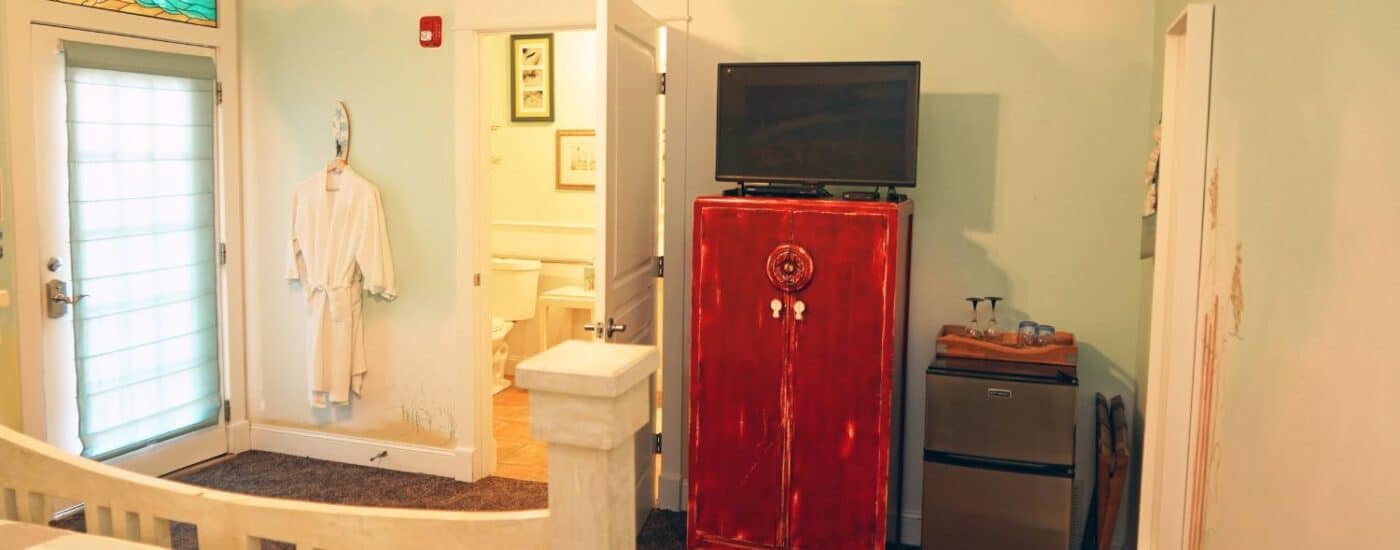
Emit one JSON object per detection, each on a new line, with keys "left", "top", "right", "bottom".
{"left": 715, "top": 61, "right": 920, "bottom": 187}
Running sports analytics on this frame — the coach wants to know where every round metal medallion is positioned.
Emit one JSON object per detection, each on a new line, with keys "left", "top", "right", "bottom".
{"left": 766, "top": 244, "right": 814, "bottom": 291}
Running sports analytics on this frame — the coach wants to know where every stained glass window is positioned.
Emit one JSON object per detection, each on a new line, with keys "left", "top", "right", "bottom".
{"left": 51, "top": 0, "right": 217, "bottom": 28}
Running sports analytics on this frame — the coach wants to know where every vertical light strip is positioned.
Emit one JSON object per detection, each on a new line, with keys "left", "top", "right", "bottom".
{"left": 64, "top": 62, "right": 221, "bottom": 460}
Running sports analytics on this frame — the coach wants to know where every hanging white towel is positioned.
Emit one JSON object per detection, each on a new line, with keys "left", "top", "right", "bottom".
{"left": 286, "top": 166, "right": 396, "bottom": 407}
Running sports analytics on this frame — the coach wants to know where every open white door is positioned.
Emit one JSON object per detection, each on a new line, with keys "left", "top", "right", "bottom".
{"left": 1138, "top": 4, "right": 1215, "bottom": 549}
{"left": 594, "top": 0, "right": 663, "bottom": 531}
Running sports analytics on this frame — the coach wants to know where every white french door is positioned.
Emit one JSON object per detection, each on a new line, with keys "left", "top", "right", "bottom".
{"left": 30, "top": 25, "right": 228, "bottom": 476}
{"left": 595, "top": 0, "right": 664, "bottom": 531}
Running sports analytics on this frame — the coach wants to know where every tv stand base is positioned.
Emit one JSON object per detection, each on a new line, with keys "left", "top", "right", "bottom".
{"left": 724, "top": 183, "right": 832, "bottom": 199}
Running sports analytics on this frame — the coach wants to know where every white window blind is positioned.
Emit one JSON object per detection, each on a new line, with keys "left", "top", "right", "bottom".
{"left": 64, "top": 42, "right": 222, "bottom": 460}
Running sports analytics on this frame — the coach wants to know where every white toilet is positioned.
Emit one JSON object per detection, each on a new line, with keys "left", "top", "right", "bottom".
{"left": 490, "top": 258, "right": 541, "bottom": 394}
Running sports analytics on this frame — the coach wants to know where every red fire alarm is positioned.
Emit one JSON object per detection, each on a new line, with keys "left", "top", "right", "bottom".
{"left": 419, "top": 16, "right": 443, "bottom": 48}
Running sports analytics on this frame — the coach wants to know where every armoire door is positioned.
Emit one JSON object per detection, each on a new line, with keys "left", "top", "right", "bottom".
{"left": 786, "top": 208, "right": 894, "bottom": 548}
{"left": 689, "top": 204, "right": 792, "bottom": 548}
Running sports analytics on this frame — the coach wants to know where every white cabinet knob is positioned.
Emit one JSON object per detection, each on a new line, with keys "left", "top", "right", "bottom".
{"left": 793, "top": 300, "right": 806, "bottom": 321}
{"left": 770, "top": 298, "right": 783, "bottom": 319}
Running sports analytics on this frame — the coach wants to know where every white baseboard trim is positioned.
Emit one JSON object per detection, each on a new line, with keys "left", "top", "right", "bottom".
{"left": 227, "top": 419, "right": 252, "bottom": 453}
{"left": 249, "top": 423, "right": 474, "bottom": 481}
{"left": 899, "top": 511, "right": 921, "bottom": 547}
{"left": 658, "top": 472, "right": 685, "bottom": 511}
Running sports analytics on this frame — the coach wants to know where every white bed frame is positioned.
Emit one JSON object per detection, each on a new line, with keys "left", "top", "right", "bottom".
{"left": 0, "top": 341, "right": 657, "bottom": 550}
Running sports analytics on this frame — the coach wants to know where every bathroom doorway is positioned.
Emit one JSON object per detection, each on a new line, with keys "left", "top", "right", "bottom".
{"left": 481, "top": 28, "right": 604, "bottom": 483}
{"left": 462, "top": 2, "right": 674, "bottom": 523}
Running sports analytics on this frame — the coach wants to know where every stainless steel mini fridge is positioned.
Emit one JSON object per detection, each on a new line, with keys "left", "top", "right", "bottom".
{"left": 923, "top": 358, "right": 1078, "bottom": 549}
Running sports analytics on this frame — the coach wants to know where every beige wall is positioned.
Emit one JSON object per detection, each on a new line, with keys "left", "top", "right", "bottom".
{"left": 239, "top": 0, "right": 464, "bottom": 447}
{"left": 484, "top": 29, "right": 598, "bottom": 361}
{"left": 681, "top": 1, "right": 1157, "bottom": 543}
{"left": 1148, "top": 1, "right": 1400, "bottom": 547}
{"left": 486, "top": 30, "right": 597, "bottom": 258}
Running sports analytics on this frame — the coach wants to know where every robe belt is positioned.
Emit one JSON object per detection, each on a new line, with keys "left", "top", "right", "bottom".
{"left": 309, "top": 284, "right": 358, "bottom": 322}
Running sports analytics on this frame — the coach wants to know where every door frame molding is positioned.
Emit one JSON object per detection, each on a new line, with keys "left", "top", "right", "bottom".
{"left": 451, "top": 0, "right": 687, "bottom": 484}
{"left": 2, "top": 0, "right": 249, "bottom": 466}
{"left": 1137, "top": 4, "right": 1215, "bottom": 549}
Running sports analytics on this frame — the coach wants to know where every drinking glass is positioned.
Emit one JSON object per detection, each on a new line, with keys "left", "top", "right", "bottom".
{"left": 1018, "top": 321, "right": 1039, "bottom": 347}
{"left": 1036, "top": 324, "right": 1056, "bottom": 346}
{"left": 983, "top": 296, "right": 1003, "bottom": 340}
{"left": 965, "top": 297, "right": 984, "bottom": 338}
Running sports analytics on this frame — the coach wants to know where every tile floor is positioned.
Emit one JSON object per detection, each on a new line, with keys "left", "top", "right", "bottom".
{"left": 493, "top": 374, "right": 664, "bottom": 485}
{"left": 493, "top": 378, "right": 548, "bottom": 482}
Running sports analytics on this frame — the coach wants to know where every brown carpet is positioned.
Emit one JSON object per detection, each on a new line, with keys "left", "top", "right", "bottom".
{"left": 50, "top": 450, "right": 689, "bottom": 549}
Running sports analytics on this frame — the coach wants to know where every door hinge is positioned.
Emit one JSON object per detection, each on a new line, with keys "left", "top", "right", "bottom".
{"left": 216, "top": 81, "right": 224, "bottom": 105}
{"left": 474, "top": 273, "right": 481, "bottom": 287}
{"left": 654, "top": 433, "right": 663, "bottom": 454}
{"left": 655, "top": 256, "right": 664, "bottom": 277}
{"left": 219, "top": 242, "right": 227, "bottom": 265}
{"left": 223, "top": 399, "right": 231, "bottom": 422}
{"left": 658, "top": 72, "right": 667, "bottom": 95}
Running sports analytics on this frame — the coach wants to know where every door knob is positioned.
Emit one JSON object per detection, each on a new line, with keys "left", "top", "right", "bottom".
{"left": 605, "top": 318, "right": 627, "bottom": 338}
{"left": 584, "top": 319, "right": 628, "bottom": 339}
{"left": 46, "top": 279, "right": 89, "bottom": 319}
{"left": 770, "top": 299, "right": 783, "bottom": 319}
{"left": 793, "top": 300, "right": 806, "bottom": 321}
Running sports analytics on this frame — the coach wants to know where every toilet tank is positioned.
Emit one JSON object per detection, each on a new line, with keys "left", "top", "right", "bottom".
{"left": 490, "top": 258, "right": 541, "bottom": 321}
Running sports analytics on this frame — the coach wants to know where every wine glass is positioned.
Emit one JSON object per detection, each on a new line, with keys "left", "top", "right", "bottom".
{"left": 965, "top": 297, "right": 984, "bottom": 338}
{"left": 983, "top": 296, "right": 1003, "bottom": 341}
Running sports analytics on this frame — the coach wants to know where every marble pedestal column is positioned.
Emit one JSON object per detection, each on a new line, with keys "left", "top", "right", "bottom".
{"left": 516, "top": 340, "right": 658, "bottom": 550}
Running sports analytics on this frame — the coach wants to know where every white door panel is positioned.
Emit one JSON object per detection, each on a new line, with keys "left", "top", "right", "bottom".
{"left": 597, "top": 0, "right": 662, "bottom": 533}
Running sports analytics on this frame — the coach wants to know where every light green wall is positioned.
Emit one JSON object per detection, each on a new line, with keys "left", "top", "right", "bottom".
{"left": 0, "top": 1, "right": 22, "bottom": 430}
{"left": 239, "top": 1, "right": 463, "bottom": 446}
{"left": 685, "top": 1, "right": 1157, "bottom": 543}
{"left": 1147, "top": 1, "right": 1400, "bottom": 546}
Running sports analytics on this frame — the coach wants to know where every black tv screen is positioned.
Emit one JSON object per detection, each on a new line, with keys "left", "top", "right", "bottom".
{"left": 715, "top": 61, "right": 920, "bottom": 187}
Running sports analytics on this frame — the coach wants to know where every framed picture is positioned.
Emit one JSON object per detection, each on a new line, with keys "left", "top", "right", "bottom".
{"left": 556, "top": 130, "right": 597, "bottom": 190}
{"left": 510, "top": 33, "right": 554, "bottom": 121}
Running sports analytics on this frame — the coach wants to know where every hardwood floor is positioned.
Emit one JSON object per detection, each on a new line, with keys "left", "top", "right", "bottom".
{"left": 493, "top": 379, "right": 548, "bottom": 482}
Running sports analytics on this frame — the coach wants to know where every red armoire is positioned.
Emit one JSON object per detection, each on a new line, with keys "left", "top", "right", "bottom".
{"left": 688, "top": 195, "right": 913, "bottom": 549}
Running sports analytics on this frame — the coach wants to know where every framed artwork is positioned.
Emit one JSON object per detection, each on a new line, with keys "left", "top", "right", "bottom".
{"left": 50, "top": 0, "right": 218, "bottom": 27}
{"left": 510, "top": 33, "right": 555, "bottom": 121}
{"left": 556, "top": 130, "right": 597, "bottom": 190}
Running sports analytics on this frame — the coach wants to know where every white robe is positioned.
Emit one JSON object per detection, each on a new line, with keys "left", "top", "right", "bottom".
{"left": 286, "top": 166, "right": 396, "bottom": 407}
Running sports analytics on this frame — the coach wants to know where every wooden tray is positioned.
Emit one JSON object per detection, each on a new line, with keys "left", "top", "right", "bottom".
{"left": 935, "top": 324, "right": 1078, "bottom": 368}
